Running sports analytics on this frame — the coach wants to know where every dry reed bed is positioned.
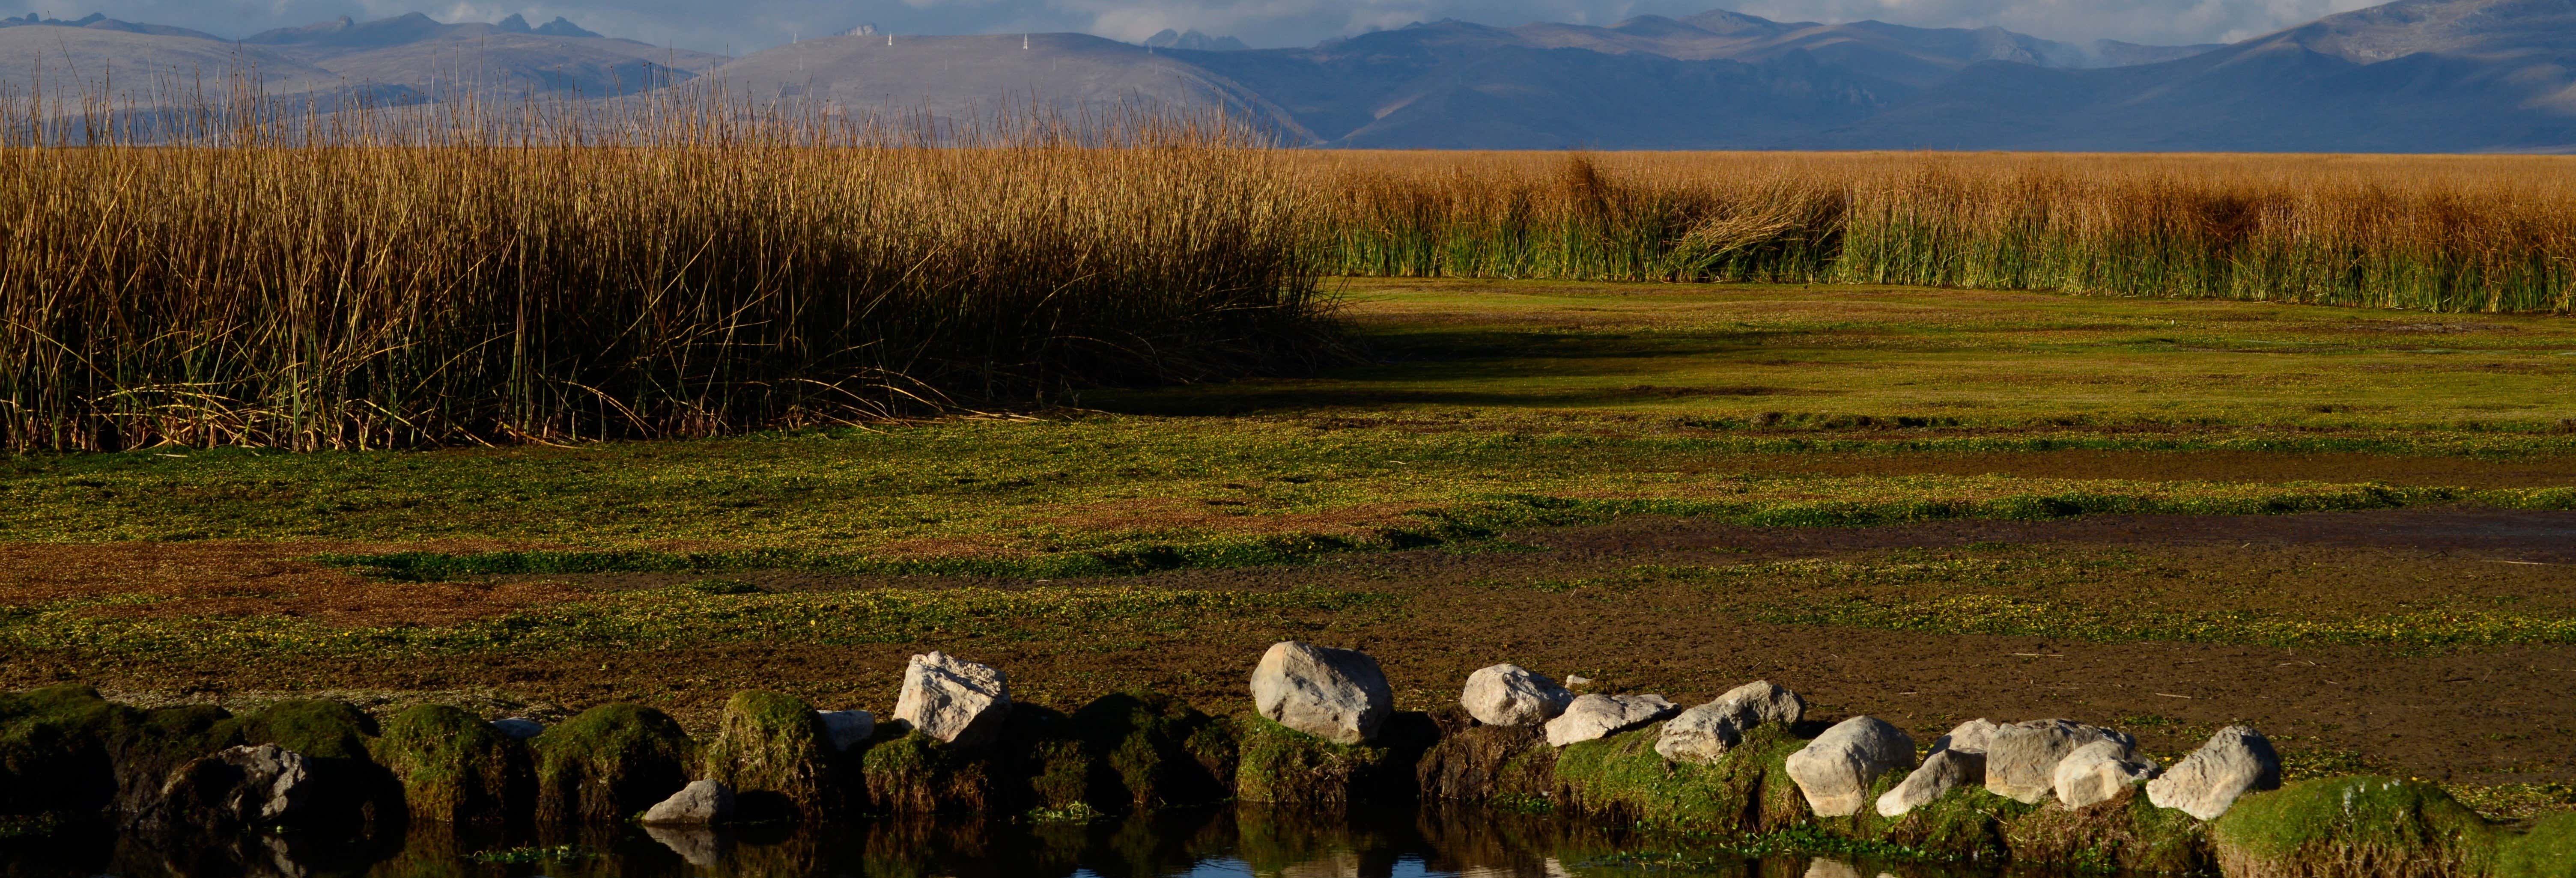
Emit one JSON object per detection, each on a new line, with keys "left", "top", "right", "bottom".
{"left": 0, "top": 104, "right": 1328, "bottom": 451}
{"left": 1306, "top": 151, "right": 2576, "bottom": 314}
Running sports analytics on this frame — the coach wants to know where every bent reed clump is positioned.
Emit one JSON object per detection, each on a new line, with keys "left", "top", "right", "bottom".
{"left": 1309, "top": 151, "right": 2576, "bottom": 315}
{"left": 0, "top": 86, "right": 1331, "bottom": 451}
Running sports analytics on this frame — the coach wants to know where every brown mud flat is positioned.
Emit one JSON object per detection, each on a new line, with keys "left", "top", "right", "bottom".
{"left": 1744, "top": 449, "right": 2576, "bottom": 490}
{"left": 4, "top": 506, "right": 2572, "bottom": 789}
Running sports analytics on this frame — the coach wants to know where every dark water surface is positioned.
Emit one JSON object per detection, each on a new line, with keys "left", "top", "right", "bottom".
{"left": 0, "top": 804, "right": 2018, "bottom": 878}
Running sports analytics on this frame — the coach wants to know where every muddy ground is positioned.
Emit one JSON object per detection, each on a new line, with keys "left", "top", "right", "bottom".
{"left": 7, "top": 504, "right": 2570, "bottom": 789}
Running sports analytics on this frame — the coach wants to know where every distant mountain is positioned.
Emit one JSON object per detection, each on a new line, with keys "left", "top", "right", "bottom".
{"left": 11, "top": 2, "right": 2576, "bottom": 151}
{"left": 1145, "top": 29, "right": 1249, "bottom": 51}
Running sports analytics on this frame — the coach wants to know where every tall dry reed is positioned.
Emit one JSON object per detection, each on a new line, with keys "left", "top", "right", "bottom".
{"left": 1310, "top": 151, "right": 2576, "bottom": 314}
{"left": 0, "top": 86, "right": 1331, "bottom": 451}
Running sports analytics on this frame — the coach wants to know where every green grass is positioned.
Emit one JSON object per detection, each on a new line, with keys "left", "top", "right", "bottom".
{"left": 1760, "top": 591, "right": 2576, "bottom": 649}
{"left": 0, "top": 585, "right": 1397, "bottom": 660}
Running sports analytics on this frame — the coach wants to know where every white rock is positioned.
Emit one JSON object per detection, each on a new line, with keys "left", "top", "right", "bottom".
{"left": 894, "top": 651, "right": 1013, "bottom": 748}
{"left": 1783, "top": 716, "right": 1917, "bottom": 817}
{"left": 1984, "top": 719, "right": 2135, "bottom": 804}
{"left": 2054, "top": 738, "right": 2159, "bottom": 807}
{"left": 1876, "top": 747, "right": 1985, "bottom": 817}
{"left": 817, "top": 710, "right": 875, "bottom": 751}
{"left": 1461, "top": 664, "right": 1574, "bottom": 726}
{"left": 1804, "top": 858, "right": 1864, "bottom": 878}
{"left": 2146, "top": 725, "right": 2281, "bottom": 820}
{"left": 1656, "top": 680, "right": 1807, "bottom": 763}
{"left": 641, "top": 779, "right": 735, "bottom": 825}
{"left": 209, "top": 744, "right": 315, "bottom": 824}
{"left": 1563, "top": 675, "right": 1593, "bottom": 687}
{"left": 1249, "top": 641, "right": 1392, "bottom": 744}
{"left": 490, "top": 718, "right": 544, "bottom": 740}
{"left": 1543, "top": 693, "right": 1679, "bottom": 747}
{"left": 1929, "top": 717, "right": 2002, "bottom": 755}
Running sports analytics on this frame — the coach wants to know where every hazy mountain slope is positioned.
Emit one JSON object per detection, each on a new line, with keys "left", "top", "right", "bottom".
{"left": 1331, "top": 46, "right": 1893, "bottom": 149}
{"left": 0, "top": 27, "right": 342, "bottom": 95}
{"left": 701, "top": 33, "right": 1311, "bottom": 140}
{"left": 242, "top": 13, "right": 724, "bottom": 97}
{"left": 1816, "top": 0, "right": 2576, "bottom": 151}
{"left": 1, "top": 13, "right": 223, "bottom": 40}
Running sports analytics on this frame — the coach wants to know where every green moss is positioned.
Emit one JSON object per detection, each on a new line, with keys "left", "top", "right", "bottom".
{"left": 858, "top": 728, "right": 995, "bottom": 815}
{"left": 1550, "top": 721, "right": 1811, "bottom": 834}
{"left": 529, "top": 703, "right": 695, "bottom": 823}
{"left": 2212, "top": 776, "right": 2497, "bottom": 878}
{"left": 701, "top": 690, "right": 833, "bottom": 820}
{"left": 2004, "top": 785, "right": 2209, "bottom": 874}
{"left": 1072, "top": 692, "right": 1231, "bottom": 810}
{"left": 109, "top": 703, "right": 243, "bottom": 816}
{"left": 2496, "top": 811, "right": 2576, "bottom": 878}
{"left": 995, "top": 704, "right": 1091, "bottom": 813}
{"left": 1873, "top": 785, "right": 2039, "bottom": 862}
{"left": 233, "top": 698, "right": 379, "bottom": 761}
{"left": 1230, "top": 714, "right": 1397, "bottom": 808}
{"left": 0, "top": 685, "right": 130, "bottom": 817}
{"left": 370, "top": 704, "right": 531, "bottom": 825}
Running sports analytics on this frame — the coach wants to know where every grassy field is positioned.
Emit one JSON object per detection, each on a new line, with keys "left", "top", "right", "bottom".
{"left": 4, "top": 277, "right": 2573, "bottom": 818}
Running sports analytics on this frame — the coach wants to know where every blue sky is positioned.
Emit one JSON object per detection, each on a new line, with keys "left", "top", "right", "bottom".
{"left": 3, "top": 0, "right": 2387, "bottom": 54}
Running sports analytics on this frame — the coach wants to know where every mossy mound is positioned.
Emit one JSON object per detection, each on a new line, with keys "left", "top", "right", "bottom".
{"left": 1231, "top": 713, "right": 1405, "bottom": 808}
{"left": 996, "top": 705, "right": 1092, "bottom": 814}
{"left": 0, "top": 685, "right": 135, "bottom": 818}
{"left": 1550, "top": 721, "right": 1813, "bottom": 834}
{"left": 2212, "top": 776, "right": 2496, "bottom": 878}
{"left": 1869, "top": 783, "right": 2039, "bottom": 863}
{"left": 370, "top": 704, "right": 533, "bottom": 826}
{"left": 859, "top": 727, "right": 996, "bottom": 814}
{"left": 232, "top": 697, "right": 402, "bottom": 833}
{"left": 701, "top": 690, "right": 835, "bottom": 821}
{"left": 1415, "top": 721, "right": 1553, "bottom": 804}
{"left": 109, "top": 704, "right": 245, "bottom": 820}
{"left": 2495, "top": 810, "right": 2576, "bottom": 878}
{"left": 1071, "top": 691, "right": 1234, "bottom": 810}
{"left": 530, "top": 703, "right": 695, "bottom": 824}
{"left": 2003, "top": 784, "right": 2209, "bottom": 873}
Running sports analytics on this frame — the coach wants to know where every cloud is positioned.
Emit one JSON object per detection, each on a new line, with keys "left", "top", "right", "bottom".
{"left": 0, "top": 0, "right": 2399, "bottom": 54}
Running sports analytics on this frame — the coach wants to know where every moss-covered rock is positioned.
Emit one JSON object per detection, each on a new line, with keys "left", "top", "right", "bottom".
{"left": 1416, "top": 721, "right": 1554, "bottom": 804}
{"left": 999, "top": 705, "right": 1091, "bottom": 814}
{"left": 1549, "top": 720, "right": 1812, "bottom": 834}
{"left": 2496, "top": 810, "right": 2576, "bottom": 878}
{"left": 2211, "top": 776, "right": 2496, "bottom": 878}
{"left": 2003, "top": 784, "right": 2209, "bottom": 873}
{"left": 1072, "top": 691, "right": 1233, "bottom": 811}
{"left": 0, "top": 685, "right": 134, "bottom": 818}
{"left": 109, "top": 704, "right": 245, "bottom": 821}
{"left": 370, "top": 704, "right": 533, "bottom": 826}
{"left": 859, "top": 726, "right": 997, "bottom": 815}
{"left": 530, "top": 703, "right": 695, "bottom": 824}
{"left": 1869, "top": 783, "right": 2039, "bottom": 863}
{"left": 1232, "top": 712, "right": 1415, "bottom": 808}
{"left": 231, "top": 698, "right": 402, "bottom": 833}
{"left": 701, "top": 690, "right": 835, "bottom": 821}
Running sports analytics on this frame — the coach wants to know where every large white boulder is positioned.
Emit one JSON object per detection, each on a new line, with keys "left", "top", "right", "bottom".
{"left": 1784, "top": 716, "right": 1917, "bottom": 816}
{"left": 1460, "top": 664, "right": 1574, "bottom": 726}
{"left": 1656, "top": 680, "right": 1806, "bottom": 763}
{"left": 1543, "top": 693, "right": 1679, "bottom": 747}
{"left": 2146, "top": 725, "right": 2281, "bottom": 819}
{"left": 2054, "top": 739, "right": 2159, "bottom": 807}
{"left": 641, "top": 779, "right": 735, "bottom": 825}
{"left": 894, "top": 652, "right": 1013, "bottom": 748}
{"left": 1250, "top": 641, "right": 1392, "bottom": 744}
{"left": 817, "top": 709, "right": 876, "bottom": 752}
{"left": 1985, "top": 719, "right": 2135, "bottom": 804}
{"left": 1876, "top": 747, "right": 1985, "bottom": 817}
{"left": 1930, "top": 717, "right": 2002, "bottom": 755}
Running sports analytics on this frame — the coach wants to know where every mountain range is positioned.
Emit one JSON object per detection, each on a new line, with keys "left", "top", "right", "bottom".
{"left": 6, "top": 0, "right": 2575, "bottom": 152}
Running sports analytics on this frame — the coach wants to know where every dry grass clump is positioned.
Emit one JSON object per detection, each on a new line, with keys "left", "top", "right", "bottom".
{"left": 0, "top": 88, "right": 1331, "bottom": 451}
{"left": 1308, "top": 151, "right": 2576, "bottom": 314}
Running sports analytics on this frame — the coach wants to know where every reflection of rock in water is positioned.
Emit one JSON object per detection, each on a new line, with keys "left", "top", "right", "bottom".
{"left": 644, "top": 823, "right": 730, "bottom": 867}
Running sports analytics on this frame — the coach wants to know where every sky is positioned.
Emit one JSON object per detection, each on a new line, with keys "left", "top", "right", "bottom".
{"left": 2, "top": 0, "right": 2394, "bottom": 54}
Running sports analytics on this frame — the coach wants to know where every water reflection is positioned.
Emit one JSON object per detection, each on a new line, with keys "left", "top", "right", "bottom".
{"left": 0, "top": 804, "right": 1976, "bottom": 878}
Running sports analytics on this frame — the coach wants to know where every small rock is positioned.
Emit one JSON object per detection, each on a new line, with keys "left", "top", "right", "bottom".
{"left": 1460, "top": 664, "right": 1574, "bottom": 726}
{"left": 1929, "top": 717, "right": 2002, "bottom": 754}
{"left": 1543, "top": 693, "right": 1679, "bottom": 747}
{"left": 1563, "top": 675, "right": 1593, "bottom": 687}
{"left": 1656, "top": 680, "right": 1806, "bottom": 763}
{"left": 1876, "top": 747, "right": 1985, "bottom": 817}
{"left": 894, "top": 652, "right": 1013, "bottom": 748}
{"left": 640, "top": 779, "right": 735, "bottom": 825}
{"left": 1804, "top": 858, "right": 1865, "bottom": 878}
{"left": 490, "top": 717, "right": 544, "bottom": 740}
{"left": 1984, "top": 719, "right": 2135, "bottom": 804}
{"left": 2146, "top": 725, "right": 2281, "bottom": 819}
{"left": 1783, "top": 716, "right": 1916, "bottom": 816}
{"left": 2054, "top": 738, "right": 2158, "bottom": 807}
{"left": 155, "top": 744, "right": 314, "bottom": 829}
{"left": 817, "top": 709, "right": 875, "bottom": 752}
{"left": 1249, "top": 641, "right": 1393, "bottom": 744}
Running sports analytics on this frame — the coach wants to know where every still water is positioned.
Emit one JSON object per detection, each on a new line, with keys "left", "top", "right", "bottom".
{"left": 0, "top": 804, "right": 2014, "bottom": 878}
